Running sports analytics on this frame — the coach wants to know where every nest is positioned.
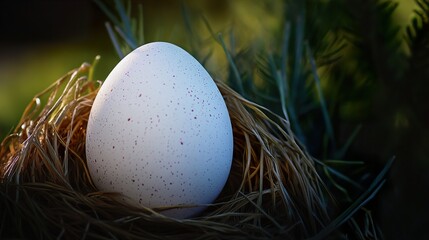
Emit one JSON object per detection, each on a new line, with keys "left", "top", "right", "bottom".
{"left": 0, "top": 60, "right": 333, "bottom": 239}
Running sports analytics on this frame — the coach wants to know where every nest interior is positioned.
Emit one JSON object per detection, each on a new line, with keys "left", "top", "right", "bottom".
{"left": 0, "top": 61, "right": 333, "bottom": 239}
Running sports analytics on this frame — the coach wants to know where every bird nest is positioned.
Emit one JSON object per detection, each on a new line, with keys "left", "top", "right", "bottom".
{"left": 0, "top": 59, "right": 333, "bottom": 239}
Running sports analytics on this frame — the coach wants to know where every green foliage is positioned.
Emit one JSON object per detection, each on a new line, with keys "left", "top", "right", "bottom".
{"left": 94, "top": 0, "right": 429, "bottom": 238}
{"left": 94, "top": 0, "right": 144, "bottom": 58}
{"left": 404, "top": 0, "right": 429, "bottom": 130}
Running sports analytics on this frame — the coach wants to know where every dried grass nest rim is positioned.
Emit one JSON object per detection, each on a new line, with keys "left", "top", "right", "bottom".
{"left": 0, "top": 59, "right": 333, "bottom": 239}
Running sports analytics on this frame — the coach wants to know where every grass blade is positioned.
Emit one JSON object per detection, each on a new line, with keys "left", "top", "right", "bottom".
{"left": 113, "top": 0, "right": 136, "bottom": 47}
{"left": 218, "top": 33, "right": 244, "bottom": 95}
{"left": 93, "top": 0, "right": 121, "bottom": 27}
{"left": 137, "top": 4, "right": 144, "bottom": 45}
{"left": 334, "top": 124, "right": 362, "bottom": 159}
{"left": 306, "top": 43, "right": 336, "bottom": 149}
{"left": 105, "top": 22, "right": 124, "bottom": 58}
{"left": 291, "top": 13, "right": 305, "bottom": 103}
{"left": 309, "top": 157, "right": 395, "bottom": 240}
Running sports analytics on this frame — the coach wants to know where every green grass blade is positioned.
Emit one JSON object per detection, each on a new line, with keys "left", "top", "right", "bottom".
{"left": 315, "top": 158, "right": 364, "bottom": 190}
{"left": 335, "top": 124, "right": 362, "bottom": 159}
{"left": 291, "top": 14, "right": 305, "bottom": 103}
{"left": 105, "top": 22, "right": 124, "bottom": 58}
{"left": 326, "top": 164, "right": 363, "bottom": 191}
{"left": 229, "top": 28, "right": 236, "bottom": 57}
{"left": 309, "top": 157, "right": 395, "bottom": 240}
{"left": 137, "top": 4, "right": 144, "bottom": 45}
{"left": 113, "top": 0, "right": 137, "bottom": 47}
{"left": 323, "top": 166, "right": 353, "bottom": 201}
{"left": 181, "top": 3, "right": 194, "bottom": 36}
{"left": 114, "top": 25, "right": 137, "bottom": 50}
{"left": 280, "top": 21, "right": 291, "bottom": 120}
{"left": 201, "top": 15, "right": 217, "bottom": 40}
{"left": 306, "top": 43, "right": 336, "bottom": 148}
{"left": 323, "top": 160, "right": 364, "bottom": 165}
{"left": 88, "top": 55, "right": 101, "bottom": 82}
{"left": 281, "top": 21, "right": 291, "bottom": 80}
{"left": 200, "top": 49, "right": 213, "bottom": 66}
{"left": 218, "top": 33, "right": 244, "bottom": 95}
{"left": 93, "top": 0, "right": 121, "bottom": 27}
{"left": 126, "top": 0, "right": 131, "bottom": 18}
{"left": 181, "top": 3, "right": 199, "bottom": 56}
{"left": 269, "top": 54, "right": 290, "bottom": 124}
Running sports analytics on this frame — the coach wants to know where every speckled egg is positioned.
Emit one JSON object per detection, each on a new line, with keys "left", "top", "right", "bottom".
{"left": 85, "top": 42, "right": 233, "bottom": 218}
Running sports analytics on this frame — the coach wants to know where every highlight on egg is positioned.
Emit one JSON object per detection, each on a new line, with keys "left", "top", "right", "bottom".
{"left": 85, "top": 42, "right": 234, "bottom": 218}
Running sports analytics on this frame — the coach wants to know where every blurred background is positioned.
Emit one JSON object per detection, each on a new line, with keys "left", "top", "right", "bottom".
{"left": 1, "top": 0, "right": 427, "bottom": 239}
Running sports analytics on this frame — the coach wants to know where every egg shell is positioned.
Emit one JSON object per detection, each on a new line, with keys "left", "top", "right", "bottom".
{"left": 85, "top": 42, "right": 234, "bottom": 218}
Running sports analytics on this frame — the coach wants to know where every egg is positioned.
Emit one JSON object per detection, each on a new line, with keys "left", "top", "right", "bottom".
{"left": 85, "top": 42, "right": 234, "bottom": 218}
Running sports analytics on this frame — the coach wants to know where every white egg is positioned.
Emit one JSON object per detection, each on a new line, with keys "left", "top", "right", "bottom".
{"left": 85, "top": 42, "right": 233, "bottom": 218}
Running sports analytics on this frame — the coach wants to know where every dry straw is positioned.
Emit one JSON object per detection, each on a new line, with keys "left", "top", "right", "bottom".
{"left": 0, "top": 59, "right": 333, "bottom": 239}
